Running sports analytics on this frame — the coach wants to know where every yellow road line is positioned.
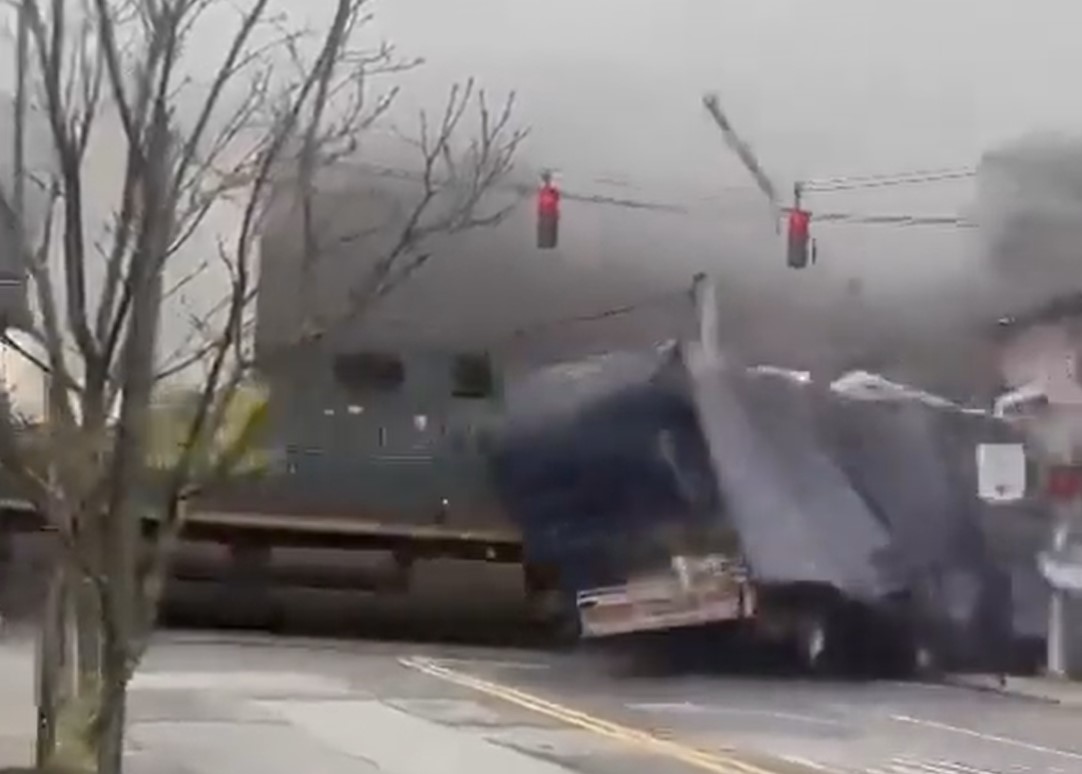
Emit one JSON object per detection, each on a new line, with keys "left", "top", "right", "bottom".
{"left": 398, "top": 655, "right": 794, "bottom": 774}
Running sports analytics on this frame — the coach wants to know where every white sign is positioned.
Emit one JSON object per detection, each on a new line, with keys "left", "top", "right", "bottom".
{"left": 976, "top": 443, "right": 1027, "bottom": 503}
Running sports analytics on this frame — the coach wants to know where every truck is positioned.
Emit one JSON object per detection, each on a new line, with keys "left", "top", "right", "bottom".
{"left": 486, "top": 340, "right": 1051, "bottom": 675}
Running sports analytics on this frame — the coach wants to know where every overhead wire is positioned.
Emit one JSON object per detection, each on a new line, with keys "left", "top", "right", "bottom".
{"left": 798, "top": 210, "right": 974, "bottom": 228}
{"left": 797, "top": 165, "right": 978, "bottom": 228}
{"left": 802, "top": 167, "right": 976, "bottom": 193}
{"left": 492, "top": 286, "right": 693, "bottom": 351}
{"left": 490, "top": 167, "right": 982, "bottom": 341}
{"left": 355, "top": 154, "right": 977, "bottom": 229}
{"left": 473, "top": 167, "right": 982, "bottom": 348}
{"left": 701, "top": 91, "right": 979, "bottom": 229}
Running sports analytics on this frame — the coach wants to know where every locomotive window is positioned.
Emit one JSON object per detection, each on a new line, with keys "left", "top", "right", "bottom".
{"left": 452, "top": 353, "right": 495, "bottom": 398}
{"left": 333, "top": 351, "right": 405, "bottom": 393}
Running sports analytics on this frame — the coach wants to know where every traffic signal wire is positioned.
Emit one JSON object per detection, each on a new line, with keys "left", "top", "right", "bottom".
{"left": 794, "top": 166, "right": 977, "bottom": 227}
{"left": 803, "top": 210, "right": 974, "bottom": 228}
{"left": 794, "top": 170, "right": 976, "bottom": 228}
{"left": 801, "top": 167, "right": 976, "bottom": 193}
{"left": 701, "top": 91, "right": 977, "bottom": 230}
{"left": 350, "top": 159, "right": 973, "bottom": 229}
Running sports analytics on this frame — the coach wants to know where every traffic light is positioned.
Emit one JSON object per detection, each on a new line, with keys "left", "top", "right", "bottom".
{"left": 537, "top": 174, "right": 560, "bottom": 249}
{"left": 787, "top": 207, "right": 811, "bottom": 269}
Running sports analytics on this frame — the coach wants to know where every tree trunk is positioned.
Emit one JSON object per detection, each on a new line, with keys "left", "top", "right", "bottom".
{"left": 94, "top": 642, "right": 127, "bottom": 774}
{"left": 35, "top": 557, "right": 125, "bottom": 774}
{"left": 34, "top": 561, "right": 63, "bottom": 767}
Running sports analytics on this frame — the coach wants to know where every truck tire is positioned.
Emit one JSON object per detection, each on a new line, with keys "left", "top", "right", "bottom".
{"left": 913, "top": 640, "right": 940, "bottom": 677}
{"left": 796, "top": 614, "right": 832, "bottom": 675}
{"left": 886, "top": 632, "right": 940, "bottom": 680}
{"left": 526, "top": 589, "right": 580, "bottom": 648}
{"left": 852, "top": 611, "right": 938, "bottom": 679}
{"left": 524, "top": 562, "right": 580, "bottom": 647}
{"left": 546, "top": 604, "right": 582, "bottom": 648}
{"left": 795, "top": 606, "right": 858, "bottom": 676}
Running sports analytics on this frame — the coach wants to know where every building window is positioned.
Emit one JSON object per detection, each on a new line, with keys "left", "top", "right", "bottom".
{"left": 452, "top": 353, "right": 495, "bottom": 399}
{"left": 333, "top": 351, "right": 405, "bottom": 394}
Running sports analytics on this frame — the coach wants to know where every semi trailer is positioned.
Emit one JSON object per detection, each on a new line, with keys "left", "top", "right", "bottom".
{"left": 487, "top": 341, "right": 1051, "bottom": 675}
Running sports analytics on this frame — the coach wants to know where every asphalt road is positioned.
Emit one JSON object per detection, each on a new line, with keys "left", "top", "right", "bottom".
{"left": 423, "top": 647, "right": 1082, "bottom": 774}
{"left": 5, "top": 562, "right": 1082, "bottom": 774}
{"left": 113, "top": 628, "right": 1082, "bottom": 774}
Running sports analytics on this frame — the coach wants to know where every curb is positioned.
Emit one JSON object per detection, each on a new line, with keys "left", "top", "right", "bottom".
{"left": 942, "top": 675, "right": 1081, "bottom": 708}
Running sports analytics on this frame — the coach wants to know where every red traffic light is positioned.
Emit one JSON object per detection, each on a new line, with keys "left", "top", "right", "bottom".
{"left": 787, "top": 207, "right": 811, "bottom": 269}
{"left": 537, "top": 180, "right": 560, "bottom": 249}
{"left": 538, "top": 183, "right": 560, "bottom": 216}
{"left": 788, "top": 208, "right": 810, "bottom": 238}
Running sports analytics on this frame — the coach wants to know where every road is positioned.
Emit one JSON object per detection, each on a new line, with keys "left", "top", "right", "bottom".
{"left": 3, "top": 564, "right": 1082, "bottom": 774}
{"left": 3, "top": 563, "right": 1081, "bottom": 774}
{"left": 68, "top": 632, "right": 1082, "bottom": 774}
{"left": 404, "top": 646, "right": 1082, "bottom": 774}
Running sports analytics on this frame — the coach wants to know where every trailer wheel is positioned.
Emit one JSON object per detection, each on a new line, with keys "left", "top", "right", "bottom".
{"left": 523, "top": 563, "right": 580, "bottom": 648}
{"left": 913, "top": 641, "right": 939, "bottom": 676}
{"left": 891, "top": 634, "right": 941, "bottom": 680}
{"left": 797, "top": 615, "right": 832, "bottom": 674}
{"left": 859, "top": 616, "right": 940, "bottom": 679}
{"left": 795, "top": 606, "right": 859, "bottom": 676}
{"left": 546, "top": 603, "right": 582, "bottom": 649}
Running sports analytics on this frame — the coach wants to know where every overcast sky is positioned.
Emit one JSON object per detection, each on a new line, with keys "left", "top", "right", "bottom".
{"left": 357, "top": 0, "right": 1082, "bottom": 393}
{"left": 361, "top": 0, "right": 1082, "bottom": 322}
{"left": 4, "top": 0, "right": 1082, "bottom": 406}
{"left": 373, "top": 0, "right": 1082, "bottom": 191}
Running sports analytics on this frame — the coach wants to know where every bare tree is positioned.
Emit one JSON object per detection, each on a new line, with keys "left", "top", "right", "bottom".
{"left": 0, "top": 0, "right": 526, "bottom": 772}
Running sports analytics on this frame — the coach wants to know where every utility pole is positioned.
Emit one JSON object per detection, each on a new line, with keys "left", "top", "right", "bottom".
{"left": 701, "top": 93, "right": 781, "bottom": 219}
{"left": 1028, "top": 395, "right": 1082, "bottom": 679}
{"left": 691, "top": 273, "right": 719, "bottom": 365}
{"left": 1048, "top": 513, "right": 1072, "bottom": 677}
{"left": 1041, "top": 453, "right": 1082, "bottom": 678}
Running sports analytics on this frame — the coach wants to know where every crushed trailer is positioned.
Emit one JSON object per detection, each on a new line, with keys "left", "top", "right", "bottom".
{"left": 487, "top": 342, "right": 1051, "bottom": 675}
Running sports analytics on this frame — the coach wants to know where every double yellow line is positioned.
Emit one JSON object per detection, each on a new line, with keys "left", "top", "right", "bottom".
{"left": 399, "top": 655, "right": 791, "bottom": 774}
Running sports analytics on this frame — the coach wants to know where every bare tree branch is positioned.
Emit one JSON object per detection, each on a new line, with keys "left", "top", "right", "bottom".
{"left": 0, "top": 0, "right": 527, "bottom": 767}
{"left": 23, "top": 0, "right": 100, "bottom": 371}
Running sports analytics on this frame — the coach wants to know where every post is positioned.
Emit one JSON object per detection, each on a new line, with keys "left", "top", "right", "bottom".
{"left": 691, "top": 273, "right": 719, "bottom": 364}
{"left": 1048, "top": 514, "right": 1071, "bottom": 677}
{"left": 1039, "top": 433, "right": 1082, "bottom": 678}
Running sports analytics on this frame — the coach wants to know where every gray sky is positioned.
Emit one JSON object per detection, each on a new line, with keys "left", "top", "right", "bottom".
{"left": 341, "top": 0, "right": 1082, "bottom": 396}
{"left": 375, "top": 0, "right": 1082, "bottom": 191}
{"left": 6, "top": 0, "right": 1082, "bottom": 404}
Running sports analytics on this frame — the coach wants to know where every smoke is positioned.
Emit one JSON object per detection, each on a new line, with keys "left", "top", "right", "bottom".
{"left": 975, "top": 132, "right": 1082, "bottom": 321}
